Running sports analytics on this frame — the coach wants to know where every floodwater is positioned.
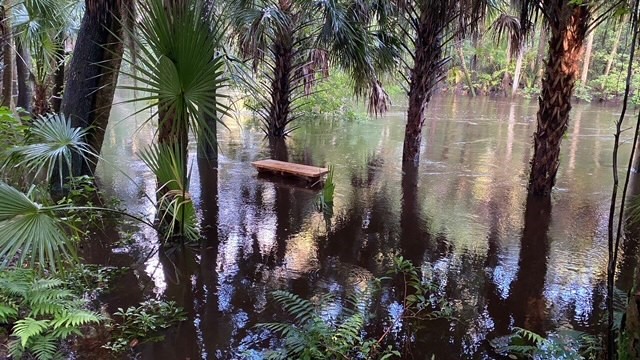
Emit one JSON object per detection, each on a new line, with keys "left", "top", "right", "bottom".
{"left": 88, "top": 94, "right": 639, "bottom": 359}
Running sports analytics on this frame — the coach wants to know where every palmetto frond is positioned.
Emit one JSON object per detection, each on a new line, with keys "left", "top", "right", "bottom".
{"left": 139, "top": 143, "right": 198, "bottom": 242}
{"left": 119, "top": 0, "right": 230, "bottom": 148}
{"left": 5, "top": 114, "right": 94, "bottom": 185}
{"left": 0, "top": 182, "right": 77, "bottom": 272}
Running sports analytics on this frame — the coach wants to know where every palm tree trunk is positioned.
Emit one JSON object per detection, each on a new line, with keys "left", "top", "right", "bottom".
{"left": 61, "top": 0, "right": 124, "bottom": 176}
{"left": 268, "top": 34, "right": 294, "bottom": 138}
{"left": 15, "top": 41, "right": 32, "bottom": 113}
{"left": 403, "top": 10, "right": 442, "bottom": 165}
{"left": 528, "top": 6, "right": 588, "bottom": 196}
{"left": 1, "top": 5, "right": 13, "bottom": 108}
{"left": 580, "top": 30, "right": 595, "bottom": 85}
{"left": 51, "top": 46, "right": 65, "bottom": 114}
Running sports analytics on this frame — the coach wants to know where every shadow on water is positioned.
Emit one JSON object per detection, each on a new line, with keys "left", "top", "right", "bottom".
{"left": 95, "top": 94, "right": 639, "bottom": 359}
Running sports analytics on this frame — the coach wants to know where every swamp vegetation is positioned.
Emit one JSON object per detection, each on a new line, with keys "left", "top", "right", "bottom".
{"left": 0, "top": 0, "right": 640, "bottom": 359}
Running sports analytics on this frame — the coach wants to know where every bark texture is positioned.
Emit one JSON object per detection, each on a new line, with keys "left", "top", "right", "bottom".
{"left": 267, "top": 32, "right": 294, "bottom": 137}
{"left": 16, "top": 42, "right": 33, "bottom": 113}
{"left": 403, "top": 5, "right": 445, "bottom": 165}
{"left": 1, "top": 5, "right": 13, "bottom": 108}
{"left": 61, "top": 0, "right": 124, "bottom": 175}
{"left": 51, "top": 46, "right": 66, "bottom": 114}
{"left": 528, "top": 5, "right": 588, "bottom": 196}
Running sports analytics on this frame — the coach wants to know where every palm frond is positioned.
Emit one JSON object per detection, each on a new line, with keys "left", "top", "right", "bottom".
{"left": 5, "top": 114, "right": 94, "bottom": 185}
{"left": 0, "top": 181, "right": 76, "bottom": 272}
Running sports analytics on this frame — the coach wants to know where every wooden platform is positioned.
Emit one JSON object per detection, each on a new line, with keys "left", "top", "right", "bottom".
{"left": 252, "top": 159, "right": 329, "bottom": 182}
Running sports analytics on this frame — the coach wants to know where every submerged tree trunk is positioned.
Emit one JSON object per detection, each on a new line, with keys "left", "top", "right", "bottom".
{"left": 403, "top": 8, "right": 443, "bottom": 165}
{"left": 61, "top": 0, "right": 124, "bottom": 176}
{"left": 267, "top": 33, "right": 294, "bottom": 137}
{"left": 16, "top": 42, "right": 33, "bottom": 113}
{"left": 1, "top": 5, "right": 13, "bottom": 108}
{"left": 528, "top": 6, "right": 588, "bottom": 196}
{"left": 51, "top": 46, "right": 65, "bottom": 114}
{"left": 581, "top": 30, "right": 595, "bottom": 85}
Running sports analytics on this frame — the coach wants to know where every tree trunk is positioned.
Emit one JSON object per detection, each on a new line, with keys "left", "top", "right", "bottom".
{"left": 197, "top": 0, "right": 219, "bottom": 163}
{"left": 267, "top": 33, "right": 294, "bottom": 137}
{"left": 528, "top": 6, "right": 588, "bottom": 196}
{"left": 456, "top": 44, "right": 476, "bottom": 97}
{"left": 1, "top": 5, "right": 13, "bottom": 109}
{"left": 33, "top": 83, "right": 50, "bottom": 115}
{"left": 512, "top": 47, "right": 524, "bottom": 97}
{"left": 580, "top": 30, "right": 595, "bottom": 85}
{"left": 403, "top": 9, "right": 443, "bottom": 165}
{"left": 61, "top": 0, "right": 124, "bottom": 176}
{"left": 51, "top": 46, "right": 65, "bottom": 113}
{"left": 604, "top": 19, "right": 625, "bottom": 79}
{"left": 16, "top": 41, "right": 33, "bottom": 113}
{"left": 531, "top": 27, "right": 548, "bottom": 88}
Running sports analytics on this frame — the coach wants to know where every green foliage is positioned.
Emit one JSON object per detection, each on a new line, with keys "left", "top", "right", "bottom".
{"left": 492, "top": 327, "right": 602, "bottom": 360}
{"left": 256, "top": 257, "right": 449, "bottom": 359}
{"left": 103, "top": 299, "right": 187, "bottom": 354}
{"left": 388, "top": 256, "right": 452, "bottom": 320}
{"left": 0, "top": 181, "right": 78, "bottom": 272}
{"left": 0, "top": 268, "right": 101, "bottom": 360}
{"left": 257, "top": 291, "right": 399, "bottom": 360}
{"left": 119, "top": 0, "right": 229, "bottom": 148}
{"left": 4, "top": 113, "right": 95, "bottom": 187}
{"left": 297, "top": 72, "right": 369, "bottom": 122}
{"left": 315, "top": 165, "right": 335, "bottom": 228}
{"left": 139, "top": 143, "right": 198, "bottom": 242}
{"left": 58, "top": 264, "right": 125, "bottom": 297}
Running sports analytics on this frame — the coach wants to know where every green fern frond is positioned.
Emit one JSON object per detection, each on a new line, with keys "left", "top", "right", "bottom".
{"left": 30, "top": 334, "right": 59, "bottom": 360}
{"left": 50, "top": 310, "right": 100, "bottom": 330}
{"left": 13, "top": 318, "right": 50, "bottom": 347}
{"left": 272, "top": 291, "right": 316, "bottom": 325}
{"left": 0, "top": 302, "right": 19, "bottom": 322}
{"left": 514, "top": 327, "right": 546, "bottom": 346}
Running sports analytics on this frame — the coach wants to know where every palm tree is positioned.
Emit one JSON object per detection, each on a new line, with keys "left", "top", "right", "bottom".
{"left": 391, "top": 0, "right": 488, "bottom": 166}
{"left": 230, "top": 0, "right": 394, "bottom": 138}
{"left": 515, "top": 0, "right": 627, "bottom": 195}
{"left": 120, "top": 0, "right": 229, "bottom": 242}
{"left": 12, "top": 0, "right": 81, "bottom": 115}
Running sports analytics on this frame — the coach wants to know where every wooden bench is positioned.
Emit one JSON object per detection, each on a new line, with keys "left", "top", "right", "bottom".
{"left": 251, "top": 159, "right": 329, "bottom": 183}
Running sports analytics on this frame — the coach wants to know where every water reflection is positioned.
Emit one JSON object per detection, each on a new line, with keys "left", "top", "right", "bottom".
{"left": 95, "top": 94, "right": 637, "bottom": 359}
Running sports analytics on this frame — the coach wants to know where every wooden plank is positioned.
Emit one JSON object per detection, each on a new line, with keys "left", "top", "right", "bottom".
{"left": 251, "top": 159, "right": 328, "bottom": 180}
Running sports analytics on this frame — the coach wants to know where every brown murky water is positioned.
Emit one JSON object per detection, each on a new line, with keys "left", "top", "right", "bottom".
{"left": 89, "top": 94, "right": 639, "bottom": 359}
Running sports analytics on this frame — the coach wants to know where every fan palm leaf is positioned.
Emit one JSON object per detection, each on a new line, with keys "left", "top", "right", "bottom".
{"left": 5, "top": 114, "right": 95, "bottom": 185}
{"left": 0, "top": 182, "right": 76, "bottom": 272}
{"left": 118, "top": 0, "right": 230, "bottom": 149}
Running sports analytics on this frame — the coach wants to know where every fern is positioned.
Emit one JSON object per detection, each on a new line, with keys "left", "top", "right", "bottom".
{"left": 14, "top": 318, "right": 50, "bottom": 347}
{"left": 0, "top": 268, "right": 102, "bottom": 360}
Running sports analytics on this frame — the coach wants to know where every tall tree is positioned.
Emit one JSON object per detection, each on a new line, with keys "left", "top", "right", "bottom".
{"left": 231, "top": 0, "right": 393, "bottom": 138}
{"left": 516, "top": 0, "right": 626, "bottom": 196}
{"left": 61, "top": 0, "right": 126, "bottom": 175}
{"left": 1, "top": 3, "right": 13, "bottom": 108}
{"left": 395, "top": 0, "right": 487, "bottom": 165}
